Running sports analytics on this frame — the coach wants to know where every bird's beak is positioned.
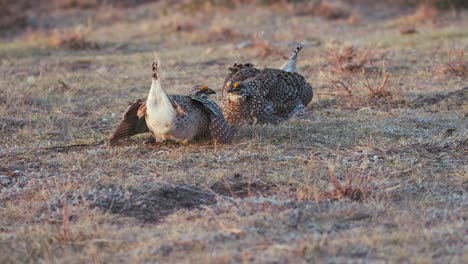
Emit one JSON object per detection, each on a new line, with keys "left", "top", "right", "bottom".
{"left": 207, "top": 88, "right": 216, "bottom": 95}
{"left": 227, "top": 82, "right": 241, "bottom": 94}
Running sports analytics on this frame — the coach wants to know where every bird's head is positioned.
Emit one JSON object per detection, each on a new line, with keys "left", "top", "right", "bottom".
{"left": 189, "top": 85, "right": 216, "bottom": 97}
{"left": 225, "top": 81, "right": 249, "bottom": 101}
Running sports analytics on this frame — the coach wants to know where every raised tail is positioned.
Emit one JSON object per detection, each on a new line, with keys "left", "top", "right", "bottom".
{"left": 279, "top": 43, "right": 303, "bottom": 73}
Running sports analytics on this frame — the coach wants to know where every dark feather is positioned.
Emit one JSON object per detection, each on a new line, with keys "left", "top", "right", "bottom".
{"left": 109, "top": 99, "right": 149, "bottom": 144}
{"left": 208, "top": 115, "right": 234, "bottom": 144}
{"left": 191, "top": 95, "right": 234, "bottom": 144}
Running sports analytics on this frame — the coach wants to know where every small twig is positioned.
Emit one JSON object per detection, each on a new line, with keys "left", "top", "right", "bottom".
{"left": 325, "top": 75, "right": 353, "bottom": 96}
{"left": 362, "top": 72, "right": 390, "bottom": 98}
{"left": 328, "top": 166, "right": 342, "bottom": 192}
{"left": 207, "top": 208, "right": 244, "bottom": 235}
{"left": 377, "top": 73, "right": 390, "bottom": 94}
{"left": 43, "top": 140, "right": 104, "bottom": 152}
{"left": 60, "top": 200, "right": 71, "bottom": 241}
{"left": 222, "top": 178, "right": 238, "bottom": 198}
{"left": 248, "top": 173, "right": 253, "bottom": 197}
{"left": 57, "top": 79, "right": 71, "bottom": 90}
{"left": 316, "top": 92, "right": 337, "bottom": 96}
{"left": 173, "top": 185, "right": 216, "bottom": 197}
{"left": 363, "top": 73, "right": 375, "bottom": 95}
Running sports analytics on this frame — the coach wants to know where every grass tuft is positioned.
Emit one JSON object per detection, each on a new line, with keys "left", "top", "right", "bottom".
{"left": 324, "top": 45, "right": 376, "bottom": 74}
{"left": 394, "top": 2, "right": 439, "bottom": 25}
{"left": 294, "top": 0, "right": 350, "bottom": 20}
{"left": 22, "top": 28, "right": 99, "bottom": 50}
{"left": 438, "top": 49, "right": 468, "bottom": 77}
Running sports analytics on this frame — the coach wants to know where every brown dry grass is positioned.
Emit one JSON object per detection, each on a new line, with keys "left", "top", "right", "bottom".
{"left": 1, "top": 1, "right": 467, "bottom": 263}
{"left": 324, "top": 45, "right": 377, "bottom": 74}
{"left": 393, "top": 2, "right": 439, "bottom": 26}
{"left": 22, "top": 28, "right": 99, "bottom": 50}
{"left": 294, "top": 0, "right": 351, "bottom": 20}
{"left": 438, "top": 48, "right": 468, "bottom": 77}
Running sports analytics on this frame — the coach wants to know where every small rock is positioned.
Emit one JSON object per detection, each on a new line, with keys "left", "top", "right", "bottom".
{"left": 96, "top": 66, "right": 108, "bottom": 75}
{"left": 26, "top": 76, "right": 36, "bottom": 84}
{"left": 86, "top": 149, "right": 97, "bottom": 155}
{"left": 0, "top": 175, "right": 12, "bottom": 186}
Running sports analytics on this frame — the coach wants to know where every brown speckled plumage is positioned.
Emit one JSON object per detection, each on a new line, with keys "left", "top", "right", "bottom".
{"left": 110, "top": 62, "right": 233, "bottom": 145}
{"left": 222, "top": 44, "right": 313, "bottom": 124}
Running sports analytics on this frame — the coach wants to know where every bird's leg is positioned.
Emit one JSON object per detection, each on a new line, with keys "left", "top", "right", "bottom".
{"left": 144, "top": 136, "right": 156, "bottom": 145}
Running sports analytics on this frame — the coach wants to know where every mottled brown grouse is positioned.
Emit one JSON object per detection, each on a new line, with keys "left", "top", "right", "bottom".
{"left": 222, "top": 44, "right": 313, "bottom": 124}
{"left": 110, "top": 61, "right": 233, "bottom": 145}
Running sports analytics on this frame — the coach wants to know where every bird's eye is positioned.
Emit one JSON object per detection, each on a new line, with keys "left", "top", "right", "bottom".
{"left": 233, "top": 82, "right": 241, "bottom": 88}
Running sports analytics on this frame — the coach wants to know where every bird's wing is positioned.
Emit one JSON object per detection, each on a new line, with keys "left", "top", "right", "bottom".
{"left": 110, "top": 99, "right": 149, "bottom": 144}
{"left": 255, "top": 69, "right": 312, "bottom": 115}
{"left": 190, "top": 95, "right": 234, "bottom": 144}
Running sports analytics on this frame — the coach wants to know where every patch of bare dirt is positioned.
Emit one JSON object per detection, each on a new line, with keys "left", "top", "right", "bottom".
{"left": 210, "top": 173, "right": 276, "bottom": 198}
{"left": 412, "top": 87, "right": 468, "bottom": 111}
{"left": 50, "top": 184, "right": 217, "bottom": 223}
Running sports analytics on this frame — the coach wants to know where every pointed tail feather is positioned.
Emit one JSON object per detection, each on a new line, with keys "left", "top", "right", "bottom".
{"left": 279, "top": 43, "right": 303, "bottom": 73}
{"left": 209, "top": 115, "right": 234, "bottom": 144}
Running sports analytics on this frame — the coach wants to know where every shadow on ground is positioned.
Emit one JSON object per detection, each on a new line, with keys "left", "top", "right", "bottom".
{"left": 87, "top": 184, "right": 216, "bottom": 223}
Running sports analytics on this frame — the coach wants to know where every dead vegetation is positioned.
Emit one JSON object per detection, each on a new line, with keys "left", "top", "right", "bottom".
{"left": 0, "top": 0, "right": 27, "bottom": 30}
{"left": 438, "top": 48, "right": 468, "bottom": 77}
{"left": 251, "top": 34, "right": 283, "bottom": 58}
{"left": 363, "top": 72, "right": 391, "bottom": 99}
{"left": 1, "top": 1, "right": 467, "bottom": 263}
{"left": 394, "top": 2, "right": 439, "bottom": 26}
{"left": 324, "top": 45, "right": 377, "bottom": 74}
{"left": 324, "top": 72, "right": 394, "bottom": 106}
{"left": 293, "top": 0, "right": 351, "bottom": 20}
{"left": 297, "top": 164, "right": 375, "bottom": 202}
{"left": 22, "top": 28, "right": 99, "bottom": 50}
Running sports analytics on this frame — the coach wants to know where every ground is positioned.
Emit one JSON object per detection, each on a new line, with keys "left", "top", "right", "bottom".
{"left": 0, "top": 1, "right": 467, "bottom": 263}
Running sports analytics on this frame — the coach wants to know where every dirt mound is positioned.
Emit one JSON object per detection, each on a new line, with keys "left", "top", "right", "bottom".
{"left": 412, "top": 87, "right": 468, "bottom": 112}
{"left": 431, "top": 87, "right": 468, "bottom": 112}
{"left": 49, "top": 184, "right": 216, "bottom": 223}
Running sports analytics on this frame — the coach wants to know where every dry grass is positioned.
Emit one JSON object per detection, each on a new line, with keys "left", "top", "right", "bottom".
{"left": 363, "top": 72, "right": 391, "bottom": 99}
{"left": 324, "top": 45, "right": 377, "bottom": 74}
{"left": 1, "top": 1, "right": 467, "bottom": 263}
{"left": 21, "top": 28, "right": 99, "bottom": 50}
{"left": 438, "top": 48, "right": 468, "bottom": 77}
{"left": 394, "top": 2, "right": 439, "bottom": 25}
{"left": 297, "top": 163, "right": 375, "bottom": 202}
{"left": 251, "top": 34, "right": 282, "bottom": 58}
{"left": 323, "top": 68, "right": 391, "bottom": 100}
{"left": 294, "top": 0, "right": 351, "bottom": 20}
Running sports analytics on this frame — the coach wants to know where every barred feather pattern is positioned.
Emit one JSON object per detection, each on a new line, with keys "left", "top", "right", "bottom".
{"left": 191, "top": 94, "right": 234, "bottom": 144}
{"left": 222, "top": 67, "right": 313, "bottom": 124}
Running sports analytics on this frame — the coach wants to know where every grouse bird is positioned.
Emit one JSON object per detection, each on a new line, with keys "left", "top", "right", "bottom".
{"left": 222, "top": 44, "right": 313, "bottom": 124}
{"left": 110, "top": 61, "right": 233, "bottom": 145}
